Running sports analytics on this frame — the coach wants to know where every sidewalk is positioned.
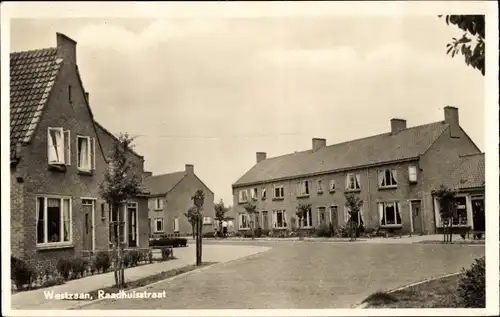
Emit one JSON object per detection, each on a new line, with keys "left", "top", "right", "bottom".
{"left": 10, "top": 244, "right": 270, "bottom": 310}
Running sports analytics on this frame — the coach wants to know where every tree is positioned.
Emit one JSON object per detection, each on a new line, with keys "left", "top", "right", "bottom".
{"left": 184, "top": 207, "right": 197, "bottom": 240}
{"left": 99, "top": 133, "right": 142, "bottom": 289}
{"left": 344, "top": 193, "right": 363, "bottom": 241}
{"left": 439, "top": 15, "right": 485, "bottom": 76}
{"left": 190, "top": 189, "right": 205, "bottom": 266}
{"left": 214, "top": 199, "right": 230, "bottom": 232}
{"left": 432, "top": 185, "right": 458, "bottom": 243}
{"left": 243, "top": 202, "right": 257, "bottom": 240}
{"left": 296, "top": 203, "right": 311, "bottom": 240}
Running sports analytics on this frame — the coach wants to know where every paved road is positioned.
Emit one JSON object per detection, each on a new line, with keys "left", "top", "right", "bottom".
{"left": 81, "top": 241, "right": 484, "bottom": 309}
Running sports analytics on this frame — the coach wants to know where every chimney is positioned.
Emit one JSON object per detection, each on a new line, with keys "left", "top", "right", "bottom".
{"left": 444, "top": 106, "right": 460, "bottom": 138}
{"left": 142, "top": 171, "right": 152, "bottom": 178}
{"left": 312, "top": 138, "right": 326, "bottom": 152}
{"left": 390, "top": 118, "right": 407, "bottom": 134}
{"left": 85, "top": 92, "right": 89, "bottom": 104}
{"left": 56, "top": 32, "right": 77, "bottom": 64}
{"left": 256, "top": 152, "right": 267, "bottom": 164}
{"left": 185, "top": 164, "right": 194, "bottom": 174}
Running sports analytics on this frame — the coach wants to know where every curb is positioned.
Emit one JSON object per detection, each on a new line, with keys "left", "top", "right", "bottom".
{"left": 354, "top": 271, "right": 464, "bottom": 309}
{"left": 70, "top": 247, "right": 272, "bottom": 310}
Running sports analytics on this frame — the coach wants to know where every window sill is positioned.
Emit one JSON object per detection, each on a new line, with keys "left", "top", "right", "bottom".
{"left": 297, "top": 194, "right": 310, "bottom": 199}
{"left": 239, "top": 228, "right": 250, "bottom": 231}
{"left": 380, "top": 224, "right": 403, "bottom": 229}
{"left": 409, "top": 180, "right": 418, "bottom": 185}
{"left": 238, "top": 201, "right": 249, "bottom": 205}
{"left": 154, "top": 208, "right": 164, "bottom": 211}
{"left": 317, "top": 191, "right": 323, "bottom": 195}
{"left": 77, "top": 169, "right": 94, "bottom": 176}
{"left": 329, "top": 190, "right": 336, "bottom": 194}
{"left": 378, "top": 185, "right": 398, "bottom": 190}
{"left": 345, "top": 189, "right": 361, "bottom": 193}
{"left": 437, "top": 224, "right": 471, "bottom": 228}
{"left": 272, "top": 197, "right": 284, "bottom": 201}
{"left": 48, "top": 164, "right": 67, "bottom": 173}
{"left": 273, "top": 227, "right": 287, "bottom": 230}
{"left": 37, "top": 243, "right": 74, "bottom": 251}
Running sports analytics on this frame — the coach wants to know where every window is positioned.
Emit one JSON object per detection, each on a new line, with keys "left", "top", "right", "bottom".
{"left": 238, "top": 190, "right": 248, "bottom": 203}
{"left": 378, "top": 202, "right": 402, "bottom": 227}
{"left": 36, "top": 196, "right": 72, "bottom": 245}
{"left": 109, "top": 204, "right": 126, "bottom": 243}
{"left": 154, "top": 198, "right": 164, "bottom": 210}
{"left": 173, "top": 217, "right": 179, "bottom": 232}
{"left": 296, "top": 180, "right": 310, "bottom": 197}
{"left": 317, "top": 180, "right": 323, "bottom": 193}
{"left": 203, "top": 216, "right": 212, "bottom": 225}
{"left": 77, "top": 136, "right": 96, "bottom": 171}
{"left": 344, "top": 206, "right": 364, "bottom": 225}
{"left": 409, "top": 165, "right": 418, "bottom": 183}
{"left": 154, "top": 218, "right": 164, "bottom": 232}
{"left": 378, "top": 168, "right": 398, "bottom": 188}
{"left": 329, "top": 179, "right": 336, "bottom": 192}
{"left": 436, "top": 196, "right": 468, "bottom": 227}
{"left": 273, "top": 185, "right": 285, "bottom": 199}
{"left": 262, "top": 187, "right": 267, "bottom": 200}
{"left": 48, "top": 127, "right": 70, "bottom": 165}
{"left": 299, "top": 206, "right": 313, "bottom": 228}
{"left": 345, "top": 174, "right": 361, "bottom": 191}
{"left": 239, "top": 213, "right": 250, "bottom": 230}
{"left": 251, "top": 188, "right": 258, "bottom": 200}
{"left": 273, "top": 210, "right": 287, "bottom": 229}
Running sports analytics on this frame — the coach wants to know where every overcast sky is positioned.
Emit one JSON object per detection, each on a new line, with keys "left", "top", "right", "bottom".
{"left": 10, "top": 16, "right": 485, "bottom": 205}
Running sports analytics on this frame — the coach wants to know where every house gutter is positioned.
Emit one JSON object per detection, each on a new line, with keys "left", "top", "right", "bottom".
{"left": 232, "top": 157, "right": 420, "bottom": 189}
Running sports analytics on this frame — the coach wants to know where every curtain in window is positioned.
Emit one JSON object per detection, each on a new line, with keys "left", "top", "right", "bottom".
{"left": 130, "top": 207, "right": 136, "bottom": 240}
{"left": 63, "top": 199, "right": 70, "bottom": 241}
{"left": 307, "top": 209, "right": 313, "bottom": 227}
{"left": 355, "top": 174, "right": 361, "bottom": 188}
{"left": 392, "top": 170, "right": 398, "bottom": 184}
{"left": 78, "top": 137, "right": 89, "bottom": 168}
{"left": 272, "top": 210, "right": 277, "bottom": 228}
{"left": 48, "top": 129, "right": 61, "bottom": 162}
{"left": 378, "top": 171, "right": 385, "bottom": 186}
{"left": 345, "top": 176, "right": 350, "bottom": 190}
{"left": 378, "top": 203, "right": 384, "bottom": 226}
{"left": 47, "top": 198, "right": 61, "bottom": 242}
{"left": 344, "top": 206, "right": 349, "bottom": 223}
{"left": 396, "top": 202, "right": 402, "bottom": 224}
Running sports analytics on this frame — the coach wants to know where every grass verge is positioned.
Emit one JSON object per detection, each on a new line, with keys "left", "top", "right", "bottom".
{"left": 70, "top": 262, "right": 217, "bottom": 301}
{"left": 363, "top": 273, "right": 465, "bottom": 308}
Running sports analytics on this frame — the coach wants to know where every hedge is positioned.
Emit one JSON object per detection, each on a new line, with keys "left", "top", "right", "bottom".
{"left": 149, "top": 237, "right": 188, "bottom": 248}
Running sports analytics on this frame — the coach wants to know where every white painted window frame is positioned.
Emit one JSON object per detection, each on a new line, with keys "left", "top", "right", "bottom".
{"left": 36, "top": 195, "right": 73, "bottom": 247}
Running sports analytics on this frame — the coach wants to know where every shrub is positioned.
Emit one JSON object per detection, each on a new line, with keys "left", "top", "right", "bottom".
{"left": 150, "top": 237, "right": 188, "bottom": 248}
{"left": 129, "top": 250, "right": 141, "bottom": 266}
{"left": 148, "top": 249, "right": 153, "bottom": 264}
{"left": 315, "top": 225, "right": 332, "bottom": 237}
{"left": 56, "top": 258, "right": 72, "bottom": 280}
{"left": 161, "top": 248, "right": 172, "bottom": 261}
{"left": 42, "top": 275, "right": 65, "bottom": 288}
{"left": 70, "top": 257, "right": 88, "bottom": 279}
{"left": 203, "top": 231, "right": 216, "bottom": 238}
{"left": 94, "top": 251, "right": 111, "bottom": 273}
{"left": 456, "top": 256, "right": 485, "bottom": 308}
{"left": 255, "top": 227, "right": 262, "bottom": 238}
{"left": 11, "top": 256, "right": 34, "bottom": 290}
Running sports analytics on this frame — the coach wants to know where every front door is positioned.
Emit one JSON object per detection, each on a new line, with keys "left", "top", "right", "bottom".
{"left": 262, "top": 211, "right": 269, "bottom": 230}
{"left": 82, "top": 200, "right": 94, "bottom": 251}
{"left": 329, "top": 206, "right": 338, "bottom": 231}
{"left": 472, "top": 198, "right": 485, "bottom": 231}
{"left": 411, "top": 200, "right": 423, "bottom": 234}
{"left": 319, "top": 207, "right": 327, "bottom": 227}
{"left": 127, "top": 203, "right": 137, "bottom": 247}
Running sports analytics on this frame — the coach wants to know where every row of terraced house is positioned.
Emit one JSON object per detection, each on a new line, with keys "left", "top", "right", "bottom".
{"left": 10, "top": 33, "right": 215, "bottom": 268}
{"left": 232, "top": 108, "right": 485, "bottom": 236}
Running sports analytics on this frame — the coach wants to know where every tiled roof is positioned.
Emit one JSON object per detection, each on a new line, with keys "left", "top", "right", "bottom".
{"left": 143, "top": 171, "right": 186, "bottom": 196}
{"left": 444, "top": 153, "right": 485, "bottom": 190}
{"left": 10, "top": 48, "right": 62, "bottom": 159}
{"left": 233, "top": 121, "right": 449, "bottom": 186}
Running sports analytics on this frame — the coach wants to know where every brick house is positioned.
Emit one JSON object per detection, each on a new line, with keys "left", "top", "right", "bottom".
{"left": 232, "top": 107, "right": 483, "bottom": 235}
{"left": 10, "top": 33, "right": 149, "bottom": 268}
{"left": 145, "top": 164, "right": 215, "bottom": 237}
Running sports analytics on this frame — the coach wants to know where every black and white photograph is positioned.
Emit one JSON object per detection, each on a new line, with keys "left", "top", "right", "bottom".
{"left": 1, "top": 1, "right": 498, "bottom": 316}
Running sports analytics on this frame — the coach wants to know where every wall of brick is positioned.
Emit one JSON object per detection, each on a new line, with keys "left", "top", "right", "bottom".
{"left": 10, "top": 168, "right": 25, "bottom": 260}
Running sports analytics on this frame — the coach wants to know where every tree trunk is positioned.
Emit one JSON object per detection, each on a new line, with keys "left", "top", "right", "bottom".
{"left": 192, "top": 223, "right": 195, "bottom": 240}
{"left": 195, "top": 218, "right": 202, "bottom": 266}
{"left": 449, "top": 217, "right": 453, "bottom": 243}
{"left": 199, "top": 219, "right": 203, "bottom": 264}
{"left": 251, "top": 218, "right": 255, "bottom": 240}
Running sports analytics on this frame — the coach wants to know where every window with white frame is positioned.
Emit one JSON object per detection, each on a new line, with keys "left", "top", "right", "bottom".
{"left": 37, "top": 196, "right": 72, "bottom": 244}
{"left": 273, "top": 210, "right": 287, "bottom": 229}
{"left": 329, "top": 179, "right": 336, "bottom": 192}
{"left": 261, "top": 187, "right": 267, "bottom": 200}
{"left": 173, "top": 217, "right": 179, "bottom": 232}
{"left": 317, "top": 180, "right": 323, "bottom": 193}
{"left": 408, "top": 165, "right": 418, "bottom": 183}
{"left": 296, "top": 180, "right": 310, "bottom": 196}
{"left": 251, "top": 188, "right": 258, "bottom": 200}
{"left": 239, "top": 190, "right": 249, "bottom": 203}
{"left": 436, "top": 196, "right": 468, "bottom": 227}
{"left": 344, "top": 206, "right": 363, "bottom": 225}
{"left": 47, "top": 127, "right": 70, "bottom": 165}
{"left": 154, "top": 198, "right": 164, "bottom": 210}
{"left": 154, "top": 217, "right": 164, "bottom": 232}
{"left": 203, "top": 216, "right": 212, "bottom": 225}
{"left": 239, "top": 213, "right": 250, "bottom": 229}
{"left": 109, "top": 204, "right": 126, "bottom": 243}
{"left": 299, "top": 206, "right": 313, "bottom": 228}
{"left": 273, "top": 185, "right": 285, "bottom": 199}
{"left": 77, "top": 136, "right": 96, "bottom": 171}
{"left": 378, "top": 168, "right": 398, "bottom": 188}
{"left": 345, "top": 174, "right": 361, "bottom": 191}
{"left": 378, "top": 202, "right": 402, "bottom": 227}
